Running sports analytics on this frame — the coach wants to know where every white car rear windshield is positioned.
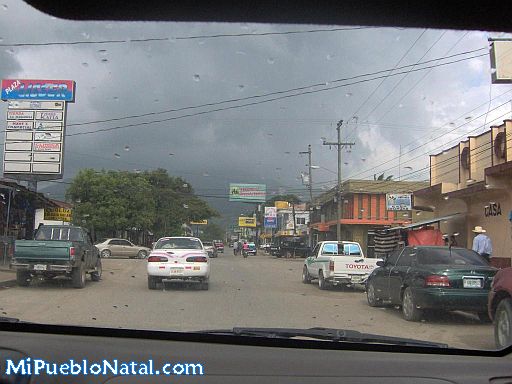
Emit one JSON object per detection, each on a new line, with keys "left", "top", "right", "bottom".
{"left": 154, "top": 238, "right": 203, "bottom": 250}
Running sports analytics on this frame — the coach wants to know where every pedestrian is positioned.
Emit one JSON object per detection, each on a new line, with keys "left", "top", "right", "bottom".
{"left": 449, "top": 235, "right": 458, "bottom": 247}
{"left": 472, "top": 226, "right": 492, "bottom": 262}
{"left": 233, "top": 241, "right": 239, "bottom": 255}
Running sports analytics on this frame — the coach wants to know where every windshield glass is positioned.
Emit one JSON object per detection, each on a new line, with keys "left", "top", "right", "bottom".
{"left": 154, "top": 238, "right": 203, "bottom": 250}
{"left": 1, "top": 0, "right": 511, "bottom": 352}
{"left": 418, "top": 248, "right": 489, "bottom": 266}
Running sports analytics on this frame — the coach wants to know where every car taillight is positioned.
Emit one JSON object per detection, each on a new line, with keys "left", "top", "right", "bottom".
{"left": 147, "top": 256, "right": 168, "bottom": 262}
{"left": 425, "top": 275, "right": 450, "bottom": 287}
{"left": 69, "top": 247, "right": 75, "bottom": 256}
{"left": 329, "top": 260, "right": 334, "bottom": 271}
{"left": 186, "top": 256, "right": 208, "bottom": 263}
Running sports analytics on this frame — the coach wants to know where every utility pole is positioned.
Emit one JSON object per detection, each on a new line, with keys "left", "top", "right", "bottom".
{"left": 299, "top": 144, "right": 314, "bottom": 247}
{"left": 322, "top": 120, "right": 355, "bottom": 241}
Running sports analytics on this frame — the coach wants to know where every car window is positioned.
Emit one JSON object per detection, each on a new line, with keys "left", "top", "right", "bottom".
{"left": 120, "top": 240, "right": 132, "bottom": 246}
{"left": 344, "top": 244, "right": 362, "bottom": 255}
{"left": 395, "top": 248, "right": 413, "bottom": 267}
{"left": 155, "top": 238, "right": 203, "bottom": 250}
{"left": 418, "top": 248, "right": 489, "bottom": 266}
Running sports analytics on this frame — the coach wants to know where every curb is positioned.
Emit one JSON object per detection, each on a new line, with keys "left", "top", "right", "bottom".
{"left": 0, "top": 279, "right": 17, "bottom": 288}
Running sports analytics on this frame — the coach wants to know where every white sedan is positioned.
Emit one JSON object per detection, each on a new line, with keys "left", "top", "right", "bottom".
{"left": 147, "top": 237, "right": 210, "bottom": 290}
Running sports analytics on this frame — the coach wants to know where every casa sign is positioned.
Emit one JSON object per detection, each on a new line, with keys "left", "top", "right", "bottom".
{"left": 485, "top": 202, "right": 502, "bottom": 217}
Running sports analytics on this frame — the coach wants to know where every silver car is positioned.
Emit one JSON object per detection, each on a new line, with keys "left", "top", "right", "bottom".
{"left": 95, "top": 238, "right": 152, "bottom": 259}
{"left": 202, "top": 241, "right": 218, "bottom": 258}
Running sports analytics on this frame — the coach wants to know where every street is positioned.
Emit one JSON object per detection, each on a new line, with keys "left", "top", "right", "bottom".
{"left": 0, "top": 251, "right": 494, "bottom": 350}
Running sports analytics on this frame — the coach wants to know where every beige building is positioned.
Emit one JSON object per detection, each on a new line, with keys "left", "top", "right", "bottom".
{"left": 414, "top": 119, "right": 512, "bottom": 266}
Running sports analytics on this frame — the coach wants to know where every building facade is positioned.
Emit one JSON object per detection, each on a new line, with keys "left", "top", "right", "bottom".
{"left": 414, "top": 120, "right": 512, "bottom": 266}
{"left": 310, "top": 180, "right": 428, "bottom": 257}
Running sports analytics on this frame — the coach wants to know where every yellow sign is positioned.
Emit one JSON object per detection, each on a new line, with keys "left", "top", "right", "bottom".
{"left": 190, "top": 220, "right": 208, "bottom": 225}
{"left": 44, "top": 208, "right": 72, "bottom": 222}
{"left": 275, "top": 201, "right": 290, "bottom": 209}
{"left": 238, "top": 217, "right": 256, "bottom": 227}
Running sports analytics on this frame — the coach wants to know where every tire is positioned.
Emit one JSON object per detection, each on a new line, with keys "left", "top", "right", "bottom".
{"left": 495, "top": 298, "right": 512, "bottom": 349}
{"left": 148, "top": 275, "right": 158, "bottom": 290}
{"left": 402, "top": 287, "right": 422, "bottom": 321}
{"left": 100, "top": 249, "right": 111, "bottom": 258}
{"left": 137, "top": 250, "right": 147, "bottom": 259}
{"left": 318, "top": 270, "right": 329, "bottom": 290}
{"left": 302, "top": 265, "right": 311, "bottom": 284}
{"left": 477, "top": 311, "right": 492, "bottom": 323}
{"left": 366, "top": 281, "right": 382, "bottom": 307}
{"left": 71, "top": 264, "right": 86, "bottom": 289}
{"left": 90, "top": 258, "right": 102, "bottom": 282}
{"left": 16, "top": 271, "right": 31, "bottom": 287}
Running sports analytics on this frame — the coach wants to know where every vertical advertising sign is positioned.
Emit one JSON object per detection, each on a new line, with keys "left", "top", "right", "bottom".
{"left": 1, "top": 79, "right": 75, "bottom": 181}
{"left": 264, "top": 206, "right": 277, "bottom": 228}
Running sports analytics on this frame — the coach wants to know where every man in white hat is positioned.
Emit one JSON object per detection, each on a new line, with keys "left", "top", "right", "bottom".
{"left": 472, "top": 226, "right": 492, "bottom": 262}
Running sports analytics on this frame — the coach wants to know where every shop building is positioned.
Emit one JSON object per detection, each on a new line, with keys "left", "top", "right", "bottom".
{"left": 414, "top": 120, "right": 512, "bottom": 267}
{"left": 310, "top": 179, "right": 428, "bottom": 257}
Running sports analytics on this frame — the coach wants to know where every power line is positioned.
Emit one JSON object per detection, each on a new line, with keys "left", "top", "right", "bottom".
{"left": 0, "top": 26, "right": 376, "bottom": 48}
{"left": 61, "top": 52, "right": 487, "bottom": 138}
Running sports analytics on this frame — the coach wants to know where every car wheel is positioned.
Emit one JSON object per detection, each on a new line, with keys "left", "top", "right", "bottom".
{"left": 318, "top": 270, "right": 329, "bottom": 290}
{"left": 90, "top": 258, "right": 102, "bottom": 282}
{"left": 137, "top": 250, "right": 147, "bottom": 259}
{"left": 100, "top": 249, "right": 111, "bottom": 258}
{"left": 16, "top": 271, "right": 31, "bottom": 287}
{"left": 148, "top": 276, "right": 158, "bottom": 290}
{"left": 477, "top": 311, "right": 491, "bottom": 323}
{"left": 495, "top": 298, "right": 512, "bottom": 349}
{"left": 366, "top": 281, "right": 382, "bottom": 307}
{"left": 200, "top": 278, "right": 209, "bottom": 290}
{"left": 402, "top": 287, "right": 422, "bottom": 321}
{"left": 302, "top": 265, "right": 311, "bottom": 284}
{"left": 72, "top": 264, "right": 86, "bottom": 289}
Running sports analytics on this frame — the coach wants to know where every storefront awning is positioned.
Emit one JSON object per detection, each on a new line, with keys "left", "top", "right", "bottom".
{"left": 386, "top": 212, "right": 464, "bottom": 231}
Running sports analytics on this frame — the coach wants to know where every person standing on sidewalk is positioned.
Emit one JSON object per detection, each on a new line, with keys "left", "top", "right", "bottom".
{"left": 472, "top": 226, "right": 492, "bottom": 262}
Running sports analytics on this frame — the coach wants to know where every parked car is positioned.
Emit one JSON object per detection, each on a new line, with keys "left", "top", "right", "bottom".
{"left": 202, "top": 241, "right": 218, "bottom": 258}
{"left": 95, "top": 238, "right": 151, "bottom": 259}
{"left": 147, "top": 237, "right": 210, "bottom": 290}
{"left": 366, "top": 246, "right": 498, "bottom": 322}
{"left": 488, "top": 266, "right": 512, "bottom": 349}
{"left": 303, "top": 241, "right": 380, "bottom": 289}
{"left": 11, "top": 225, "right": 102, "bottom": 289}
{"left": 270, "top": 236, "right": 310, "bottom": 258}
{"left": 213, "top": 240, "right": 224, "bottom": 253}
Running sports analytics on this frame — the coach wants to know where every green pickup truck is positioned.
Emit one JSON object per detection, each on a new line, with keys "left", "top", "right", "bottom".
{"left": 11, "top": 225, "right": 102, "bottom": 288}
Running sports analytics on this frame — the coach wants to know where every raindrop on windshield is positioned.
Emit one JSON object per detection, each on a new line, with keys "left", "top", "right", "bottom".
{"left": 267, "top": 57, "right": 275, "bottom": 64}
{"left": 98, "top": 49, "right": 107, "bottom": 55}
{"left": 236, "top": 51, "right": 247, "bottom": 55}
{"left": 134, "top": 169, "right": 141, "bottom": 174}
{"left": 345, "top": 92, "right": 352, "bottom": 97}
{"left": 490, "top": 68, "right": 497, "bottom": 74}
{"left": 113, "top": 96, "right": 119, "bottom": 101}
{"left": 465, "top": 116, "right": 472, "bottom": 120}
{"left": 168, "top": 37, "right": 177, "bottom": 43}
{"left": 1, "top": 4, "right": 7, "bottom": 10}
{"left": 182, "top": 183, "right": 188, "bottom": 188}
{"left": 101, "top": 58, "right": 108, "bottom": 63}
{"left": 203, "top": 173, "right": 210, "bottom": 177}
{"left": 124, "top": 145, "right": 130, "bottom": 151}
{"left": 326, "top": 54, "right": 334, "bottom": 60}
{"left": 154, "top": 99, "right": 159, "bottom": 103}
{"left": 0, "top": 37, "right": 3, "bottom": 42}
{"left": 5, "top": 48, "right": 14, "bottom": 55}
{"left": 398, "top": 103, "right": 403, "bottom": 108}
{"left": 114, "top": 153, "right": 121, "bottom": 158}
{"left": 169, "top": 153, "right": 174, "bottom": 156}
{"left": 449, "top": 122, "right": 456, "bottom": 126}
{"left": 238, "top": 85, "right": 245, "bottom": 91}
{"left": 198, "top": 41, "right": 205, "bottom": 45}
{"left": 183, "top": 204, "right": 189, "bottom": 209}
{"left": 193, "top": 74, "right": 201, "bottom": 82}
{"left": 81, "top": 32, "right": 90, "bottom": 39}
{"left": 81, "top": 62, "right": 89, "bottom": 67}
{"left": 240, "top": 23, "right": 250, "bottom": 30}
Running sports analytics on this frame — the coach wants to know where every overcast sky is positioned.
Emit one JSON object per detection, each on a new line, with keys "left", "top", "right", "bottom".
{"left": 1, "top": 1, "right": 511, "bottom": 222}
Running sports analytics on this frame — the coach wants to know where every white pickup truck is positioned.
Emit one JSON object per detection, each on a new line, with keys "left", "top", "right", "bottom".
{"left": 302, "top": 241, "right": 382, "bottom": 289}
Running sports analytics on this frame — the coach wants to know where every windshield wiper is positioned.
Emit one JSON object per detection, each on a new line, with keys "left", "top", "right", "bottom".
{"left": 0, "top": 316, "right": 21, "bottom": 323}
{"left": 198, "top": 327, "right": 448, "bottom": 348}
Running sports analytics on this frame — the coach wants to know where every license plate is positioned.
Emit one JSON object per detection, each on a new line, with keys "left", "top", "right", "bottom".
{"left": 351, "top": 276, "right": 363, "bottom": 283}
{"left": 463, "top": 278, "right": 482, "bottom": 288}
{"left": 193, "top": 266, "right": 200, "bottom": 270}
{"left": 33, "top": 264, "right": 47, "bottom": 271}
{"left": 170, "top": 268, "right": 183, "bottom": 275}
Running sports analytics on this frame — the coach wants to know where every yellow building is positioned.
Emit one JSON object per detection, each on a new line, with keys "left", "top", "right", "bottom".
{"left": 414, "top": 120, "right": 512, "bottom": 267}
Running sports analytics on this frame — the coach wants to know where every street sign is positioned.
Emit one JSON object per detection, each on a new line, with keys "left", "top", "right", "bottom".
{"left": 274, "top": 201, "right": 290, "bottom": 209}
{"left": 264, "top": 216, "right": 277, "bottom": 228}
{"left": 238, "top": 217, "right": 257, "bottom": 227}
{"left": 229, "top": 183, "right": 266, "bottom": 202}
{"left": 190, "top": 220, "right": 208, "bottom": 225}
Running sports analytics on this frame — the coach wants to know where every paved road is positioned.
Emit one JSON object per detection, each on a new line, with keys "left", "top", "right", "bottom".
{"left": 0, "top": 251, "right": 494, "bottom": 350}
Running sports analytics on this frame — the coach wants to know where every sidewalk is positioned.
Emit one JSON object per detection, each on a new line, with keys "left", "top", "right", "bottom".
{"left": 0, "top": 267, "right": 17, "bottom": 287}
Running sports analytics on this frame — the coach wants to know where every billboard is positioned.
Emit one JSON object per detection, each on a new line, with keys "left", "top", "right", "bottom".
{"left": 264, "top": 206, "right": 277, "bottom": 228}
{"left": 274, "top": 201, "right": 290, "bottom": 209}
{"left": 386, "top": 193, "right": 412, "bottom": 211}
{"left": 2, "top": 80, "right": 73, "bottom": 182}
{"left": 1, "top": 79, "right": 75, "bottom": 101}
{"left": 238, "top": 217, "right": 257, "bottom": 227}
{"left": 44, "top": 208, "right": 72, "bottom": 222}
{"left": 229, "top": 183, "right": 266, "bottom": 202}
